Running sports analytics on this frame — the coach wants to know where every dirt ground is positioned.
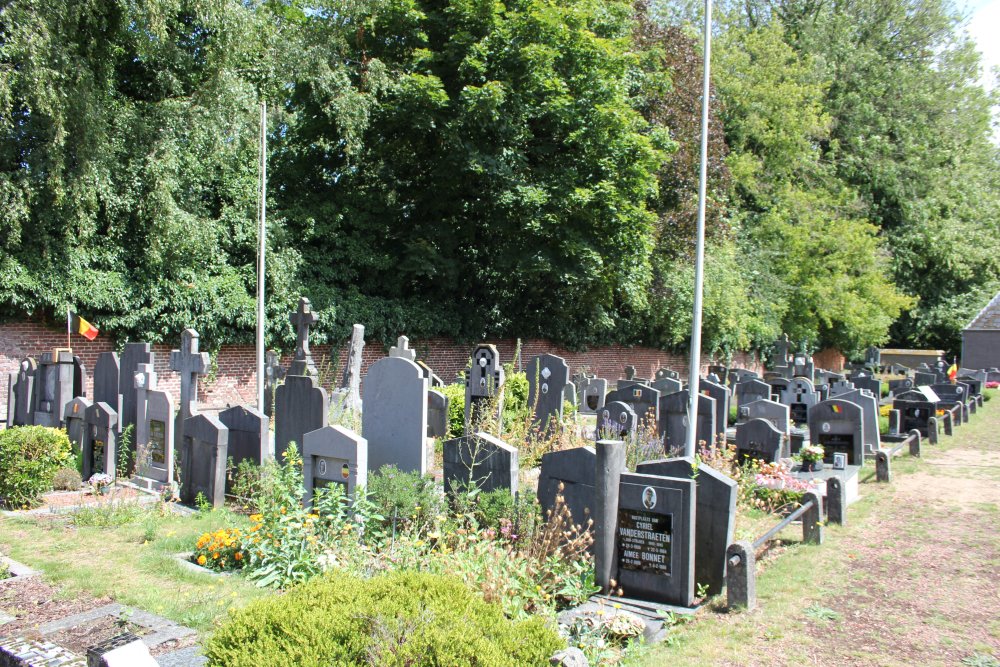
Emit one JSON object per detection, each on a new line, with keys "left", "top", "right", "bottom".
{"left": 724, "top": 406, "right": 1000, "bottom": 666}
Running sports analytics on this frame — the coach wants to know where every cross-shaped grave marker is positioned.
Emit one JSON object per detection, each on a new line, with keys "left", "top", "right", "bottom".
{"left": 170, "top": 328, "right": 210, "bottom": 448}
{"left": 389, "top": 335, "right": 416, "bottom": 361}
{"left": 289, "top": 296, "right": 319, "bottom": 377}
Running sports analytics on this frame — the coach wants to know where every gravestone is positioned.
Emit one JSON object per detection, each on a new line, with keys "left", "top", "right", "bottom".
{"left": 635, "top": 458, "right": 736, "bottom": 597}
{"left": 465, "top": 344, "right": 505, "bottom": 433}
{"left": 339, "top": 324, "right": 366, "bottom": 408}
{"left": 443, "top": 432, "right": 518, "bottom": 497}
{"left": 262, "top": 350, "right": 285, "bottom": 417}
{"left": 12, "top": 358, "right": 36, "bottom": 426}
{"left": 72, "top": 356, "right": 87, "bottom": 399}
{"left": 417, "top": 360, "right": 444, "bottom": 388}
{"left": 363, "top": 356, "right": 429, "bottom": 475}
{"left": 958, "top": 368, "right": 987, "bottom": 390}
{"left": 767, "top": 377, "right": 789, "bottom": 402}
{"left": 169, "top": 329, "right": 209, "bottom": 459}
{"left": 526, "top": 353, "right": 570, "bottom": 432}
{"left": 735, "top": 379, "right": 771, "bottom": 408}
{"left": 892, "top": 392, "right": 936, "bottom": 437}
{"left": 654, "top": 368, "right": 680, "bottom": 381}
{"left": 64, "top": 397, "right": 93, "bottom": 455}
{"left": 596, "top": 401, "right": 638, "bottom": 438}
{"left": 288, "top": 297, "right": 320, "bottom": 378}
{"left": 651, "top": 375, "right": 682, "bottom": 396}
{"left": 427, "top": 389, "right": 449, "bottom": 438}
{"left": 180, "top": 413, "right": 229, "bottom": 508}
{"left": 578, "top": 376, "right": 608, "bottom": 414}
{"left": 887, "top": 377, "right": 914, "bottom": 395}
{"left": 93, "top": 353, "right": 122, "bottom": 427}
{"left": 828, "top": 379, "right": 855, "bottom": 398}
{"left": 707, "top": 364, "right": 727, "bottom": 378}
{"left": 537, "top": 446, "right": 597, "bottom": 532}
{"left": 914, "top": 371, "right": 937, "bottom": 387}
{"left": 865, "top": 346, "right": 881, "bottom": 370}
{"left": 697, "top": 376, "right": 730, "bottom": 436}
{"left": 930, "top": 382, "right": 971, "bottom": 409}
{"left": 837, "top": 388, "right": 881, "bottom": 453}
{"left": 562, "top": 381, "right": 577, "bottom": 408}
{"left": 219, "top": 405, "right": 270, "bottom": 485}
{"left": 727, "top": 368, "right": 759, "bottom": 388}
{"left": 739, "top": 399, "right": 791, "bottom": 456}
{"left": 771, "top": 334, "right": 792, "bottom": 367}
{"left": 274, "top": 375, "right": 329, "bottom": 461}
{"left": 118, "top": 343, "right": 154, "bottom": 436}
{"left": 813, "top": 369, "right": 843, "bottom": 387}
{"left": 956, "top": 375, "right": 983, "bottom": 397}
{"left": 624, "top": 365, "right": 637, "bottom": 380}
{"left": 302, "top": 425, "right": 368, "bottom": 505}
{"left": 848, "top": 372, "right": 881, "bottom": 397}
{"left": 31, "top": 350, "right": 75, "bottom": 427}
{"left": 389, "top": 335, "right": 416, "bottom": 361}
{"left": 780, "top": 377, "right": 818, "bottom": 424}
{"left": 790, "top": 351, "right": 814, "bottom": 380}
{"left": 82, "top": 401, "right": 118, "bottom": 481}
{"left": 604, "top": 384, "right": 660, "bottom": 429}
{"left": 134, "top": 363, "right": 174, "bottom": 486}
{"left": 735, "top": 419, "right": 784, "bottom": 464}
{"left": 808, "top": 399, "right": 864, "bottom": 466}
{"left": 659, "top": 390, "right": 716, "bottom": 453}
{"left": 614, "top": 472, "right": 696, "bottom": 607}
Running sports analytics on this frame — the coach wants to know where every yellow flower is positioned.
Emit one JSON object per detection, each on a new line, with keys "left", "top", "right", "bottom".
{"left": 212, "top": 552, "right": 220, "bottom": 560}
{"left": 250, "top": 514, "right": 263, "bottom": 523}
{"left": 280, "top": 507, "right": 287, "bottom": 514}
{"left": 197, "top": 555, "right": 207, "bottom": 566}
{"left": 307, "top": 513, "right": 319, "bottom": 520}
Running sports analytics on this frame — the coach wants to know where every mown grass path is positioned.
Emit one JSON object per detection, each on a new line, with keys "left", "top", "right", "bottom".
{"left": 642, "top": 401, "right": 1000, "bottom": 666}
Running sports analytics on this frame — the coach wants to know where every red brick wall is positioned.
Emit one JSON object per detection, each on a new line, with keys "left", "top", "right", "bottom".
{"left": 1, "top": 319, "right": 763, "bottom": 416}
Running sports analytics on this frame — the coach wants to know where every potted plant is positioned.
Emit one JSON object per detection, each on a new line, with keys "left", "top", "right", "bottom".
{"left": 88, "top": 473, "right": 113, "bottom": 495}
{"left": 798, "top": 444, "right": 825, "bottom": 472}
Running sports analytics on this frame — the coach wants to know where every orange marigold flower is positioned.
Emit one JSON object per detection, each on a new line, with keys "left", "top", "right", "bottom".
{"left": 212, "top": 552, "right": 220, "bottom": 559}
{"left": 197, "top": 555, "right": 207, "bottom": 566}
{"left": 234, "top": 552, "right": 243, "bottom": 561}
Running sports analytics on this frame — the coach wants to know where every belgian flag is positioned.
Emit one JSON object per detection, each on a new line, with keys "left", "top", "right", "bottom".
{"left": 70, "top": 312, "right": 100, "bottom": 341}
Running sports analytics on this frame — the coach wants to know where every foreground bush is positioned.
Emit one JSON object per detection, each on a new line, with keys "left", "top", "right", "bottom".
{"left": 204, "top": 571, "right": 562, "bottom": 667}
{"left": 0, "top": 426, "right": 72, "bottom": 508}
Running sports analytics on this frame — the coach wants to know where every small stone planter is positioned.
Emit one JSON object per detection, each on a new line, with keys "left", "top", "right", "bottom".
{"left": 0, "top": 555, "right": 39, "bottom": 584}
{"left": 173, "top": 553, "right": 233, "bottom": 578}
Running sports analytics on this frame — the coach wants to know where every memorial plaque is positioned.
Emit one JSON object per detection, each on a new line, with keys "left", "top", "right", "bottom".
{"left": 526, "top": 353, "right": 570, "bottom": 433}
{"left": 302, "top": 424, "right": 368, "bottom": 506}
{"left": 596, "top": 401, "right": 637, "bottom": 438}
{"left": 614, "top": 472, "right": 695, "bottom": 606}
{"left": 807, "top": 399, "right": 864, "bottom": 466}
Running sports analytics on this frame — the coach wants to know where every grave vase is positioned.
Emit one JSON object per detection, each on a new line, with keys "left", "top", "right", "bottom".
{"left": 800, "top": 459, "right": 823, "bottom": 472}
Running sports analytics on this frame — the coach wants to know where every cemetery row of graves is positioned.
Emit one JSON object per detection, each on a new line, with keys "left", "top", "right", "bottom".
{"left": 1, "top": 299, "right": 997, "bottom": 665}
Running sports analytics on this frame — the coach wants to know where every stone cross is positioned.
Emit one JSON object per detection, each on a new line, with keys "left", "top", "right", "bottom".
{"left": 289, "top": 297, "right": 319, "bottom": 377}
{"left": 389, "top": 335, "right": 416, "bottom": 361}
{"left": 170, "top": 328, "right": 210, "bottom": 448}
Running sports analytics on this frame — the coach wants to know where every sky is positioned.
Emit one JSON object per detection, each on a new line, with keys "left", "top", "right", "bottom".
{"left": 965, "top": 0, "right": 1000, "bottom": 91}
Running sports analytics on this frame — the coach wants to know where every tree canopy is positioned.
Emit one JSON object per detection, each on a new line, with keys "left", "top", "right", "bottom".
{"left": 1, "top": 0, "right": 996, "bottom": 358}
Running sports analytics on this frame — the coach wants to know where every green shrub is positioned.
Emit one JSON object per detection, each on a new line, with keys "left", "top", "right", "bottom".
{"left": 879, "top": 415, "right": 890, "bottom": 435}
{"left": 0, "top": 426, "right": 72, "bottom": 508}
{"left": 368, "top": 465, "right": 445, "bottom": 531}
{"left": 440, "top": 382, "right": 466, "bottom": 438}
{"left": 502, "top": 371, "right": 530, "bottom": 425}
{"left": 204, "top": 571, "right": 562, "bottom": 667}
{"left": 52, "top": 467, "right": 83, "bottom": 491}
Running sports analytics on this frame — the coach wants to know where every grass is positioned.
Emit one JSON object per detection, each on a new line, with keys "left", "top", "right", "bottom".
{"left": 0, "top": 504, "right": 266, "bottom": 630}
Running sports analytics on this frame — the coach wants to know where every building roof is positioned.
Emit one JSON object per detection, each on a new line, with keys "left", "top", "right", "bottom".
{"left": 965, "top": 290, "right": 1000, "bottom": 330}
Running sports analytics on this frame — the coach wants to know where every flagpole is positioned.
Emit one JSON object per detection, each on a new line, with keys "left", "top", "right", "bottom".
{"left": 256, "top": 101, "right": 267, "bottom": 412}
{"left": 685, "top": 0, "right": 713, "bottom": 458}
{"left": 66, "top": 306, "right": 71, "bottom": 351}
